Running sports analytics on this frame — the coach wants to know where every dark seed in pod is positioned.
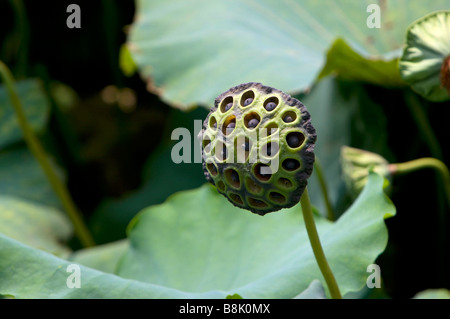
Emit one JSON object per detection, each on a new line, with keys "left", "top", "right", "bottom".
{"left": 225, "top": 102, "right": 233, "bottom": 111}
{"left": 283, "top": 159, "right": 300, "bottom": 170}
{"left": 253, "top": 199, "right": 265, "bottom": 205}
{"left": 231, "top": 170, "right": 240, "bottom": 183}
{"left": 244, "top": 98, "right": 253, "bottom": 106}
{"left": 271, "top": 192, "right": 283, "bottom": 199}
{"left": 247, "top": 118, "right": 259, "bottom": 128}
{"left": 265, "top": 102, "right": 277, "bottom": 111}
{"left": 283, "top": 115, "right": 294, "bottom": 123}
{"left": 266, "top": 144, "right": 272, "bottom": 156}
{"left": 227, "top": 122, "right": 235, "bottom": 129}
{"left": 287, "top": 134, "right": 300, "bottom": 148}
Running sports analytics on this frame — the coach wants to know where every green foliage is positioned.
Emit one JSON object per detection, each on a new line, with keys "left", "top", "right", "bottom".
{"left": 0, "top": 147, "right": 61, "bottom": 208}
{"left": 0, "top": 195, "right": 71, "bottom": 257}
{"left": 0, "top": 232, "right": 196, "bottom": 298}
{"left": 399, "top": 11, "right": 450, "bottom": 102}
{"left": 0, "top": 79, "right": 50, "bottom": 149}
{"left": 413, "top": 288, "right": 450, "bottom": 299}
{"left": 318, "top": 38, "right": 404, "bottom": 87}
{"left": 340, "top": 146, "right": 391, "bottom": 199}
{"left": 293, "top": 280, "right": 326, "bottom": 299}
{"left": 116, "top": 173, "right": 394, "bottom": 298}
{"left": 0, "top": 1, "right": 448, "bottom": 300}
{"left": 0, "top": 173, "right": 395, "bottom": 298}
{"left": 128, "top": 0, "right": 448, "bottom": 109}
{"left": 68, "top": 239, "right": 129, "bottom": 274}
{"left": 119, "top": 44, "right": 137, "bottom": 77}
{"left": 225, "top": 293, "right": 243, "bottom": 299}
{"left": 298, "top": 77, "right": 390, "bottom": 215}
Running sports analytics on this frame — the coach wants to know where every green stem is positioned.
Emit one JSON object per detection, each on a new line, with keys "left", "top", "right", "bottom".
{"left": 300, "top": 187, "right": 342, "bottom": 299}
{"left": 0, "top": 61, "right": 95, "bottom": 248}
{"left": 9, "top": 0, "right": 30, "bottom": 78}
{"left": 314, "top": 159, "right": 335, "bottom": 221}
{"left": 389, "top": 157, "right": 450, "bottom": 209}
{"left": 404, "top": 91, "right": 443, "bottom": 160}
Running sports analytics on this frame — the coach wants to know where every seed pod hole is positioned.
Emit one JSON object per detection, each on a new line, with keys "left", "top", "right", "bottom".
{"left": 234, "top": 136, "right": 251, "bottom": 163}
{"left": 214, "top": 141, "right": 228, "bottom": 162}
{"left": 225, "top": 169, "right": 241, "bottom": 188}
{"left": 244, "top": 112, "right": 261, "bottom": 129}
{"left": 229, "top": 193, "right": 244, "bottom": 205}
{"left": 202, "top": 138, "right": 211, "bottom": 153}
{"left": 209, "top": 116, "right": 217, "bottom": 130}
{"left": 263, "top": 96, "right": 279, "bottom": 112}
{"left": 206, "top": 162, "right": 218, "bottom": 176}
{"left": 222, "top": 115, "right": 236, "bottom": 136}
{"left": 282, "top": 110, "right": 297, "bottom": 123}
{"left": 240, "top": 90, "right": 255, "bottom": 107}
{"left": 242, "top": 138, "right": 251, "bottom": 151}
{"left": 245, "top": 176, "right": 262, "bottom": 194}
{"left": 254, "top": 163, "right": 272, "bottom": 181}
{"left": 278, "top": 177, "right": 293, "bottom": 188}
{"left": 217, "top": 181, "right": 226, "bottom": 192}
{"left": 220, "top": 96, "right": 234, "bottom": 113}
{"left": 286, "top": 131, "right": 305, "bottom": 148}
{"left": 282, "top": 158, "right": 300, "bottom": 171}
{"left": 262, "top": 142, "right": 279, "bottom": 157}
{"left": 269, "top": 191, "right": 286, "bottom": 204}
{"left": 264, "top": 122, "right": 279, "bottom": 136}
{"left": 247, "top": 197, "right": 268, "bottom": 208}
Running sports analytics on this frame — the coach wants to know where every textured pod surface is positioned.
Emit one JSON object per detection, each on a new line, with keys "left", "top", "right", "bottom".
{"left": 199, "top": 83, "right": 316, "bottom": 215}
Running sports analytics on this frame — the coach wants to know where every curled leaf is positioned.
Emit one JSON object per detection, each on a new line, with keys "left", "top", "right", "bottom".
{"left": 399, "top": 11, "right": 450, "bottom": 102}
{"left": 340, "top": 146, "right": 391, "bottom": 198}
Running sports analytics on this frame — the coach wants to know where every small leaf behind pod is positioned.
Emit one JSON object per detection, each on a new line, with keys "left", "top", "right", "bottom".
{"left": 399, "top": 11, "right": 450, "bottom": 102}
{"left": 340, "top": 146, "right": 391, "bottom": 198}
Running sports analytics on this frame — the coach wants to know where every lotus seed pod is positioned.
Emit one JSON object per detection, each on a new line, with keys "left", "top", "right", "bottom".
{"left": 199, "top": 82, "right": 316, "bottom": 215}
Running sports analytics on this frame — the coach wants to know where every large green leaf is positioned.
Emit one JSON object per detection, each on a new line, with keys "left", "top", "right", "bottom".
{"left": 399, "top": 11, "right": 450, "bottom": 102}
{"left": 0, "top": 173, "right": 395, "bottom": 298}
{"left": 68, "top": 239, "right": 129, "bottom": 274}
{"left": 293, "top": 280, "right": 326, "bottom": 299}
{"left": 0, "top": 146, "right": 61, "bottom": 208}
{"left": 0, "top": 79, "right": 50, "bottom": 149}
{"left": 318, "top": 38, "right": 404, "bottom": 87}
{"left": 128, "top": 0, "right": 449, "bottom": 109}
{"left": 0, "top": 195, "right": 71, "bottom": 257}
{"left": 0, "top": 233, "right": 211, "bottom": 298}
{"left": 116, "top": 172, "right": 395, "bottom": 298}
